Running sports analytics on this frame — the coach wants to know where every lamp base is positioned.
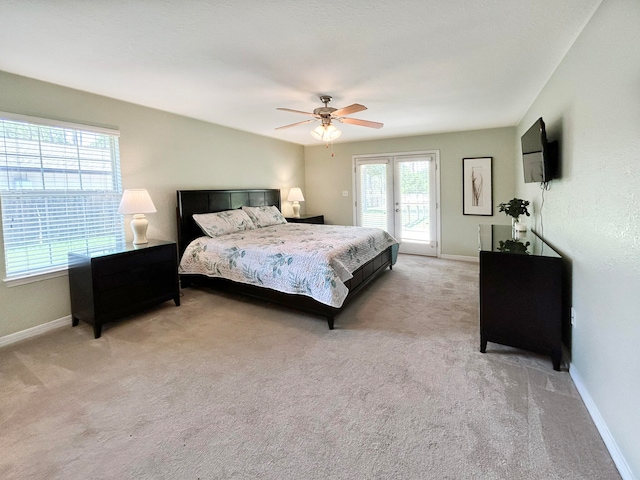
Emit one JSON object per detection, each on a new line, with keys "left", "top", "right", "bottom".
{"left": 292, "top": 202, "right": 300, "bottom": 218}
{"left": 131, "top": 214, "right": 149, "bottom": 244}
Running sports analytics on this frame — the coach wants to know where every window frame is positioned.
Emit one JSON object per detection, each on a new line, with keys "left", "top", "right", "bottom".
{"left": 0, "top": 111, "right": 124, "bottom": 286}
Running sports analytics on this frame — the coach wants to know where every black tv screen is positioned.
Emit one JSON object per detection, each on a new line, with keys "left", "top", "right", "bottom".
{"left": 521, "top": 117, "right": 557, "bottom": 183}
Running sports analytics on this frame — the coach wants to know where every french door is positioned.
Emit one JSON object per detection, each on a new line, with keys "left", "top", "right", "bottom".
{"left": 354, "top": 152, "right": 439, "bottom": 256}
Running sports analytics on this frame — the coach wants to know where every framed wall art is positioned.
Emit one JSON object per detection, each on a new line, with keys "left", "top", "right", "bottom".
{"left": 463, "top": 157, "right": 493, "bottom": 216}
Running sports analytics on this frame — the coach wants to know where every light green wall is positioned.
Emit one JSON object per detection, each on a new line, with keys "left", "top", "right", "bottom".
{"left": 0, "top": 71, "right": 304, "bottom": 338}
{"left": 304, "top": 128, "right": 516, "bottom": 257}
{"left": 515, "top": 0, "right": 640, "bottom": 476}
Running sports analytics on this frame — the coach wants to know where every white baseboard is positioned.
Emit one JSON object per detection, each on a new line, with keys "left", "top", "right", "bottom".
{"left": 0, "top": 316, "right": 70, "bottom": 349}
{"left": 439, "top": 254, "right": 479, "bottom": 263}
{"left": 570, "top": 364, "right": 635, "bottom": 480}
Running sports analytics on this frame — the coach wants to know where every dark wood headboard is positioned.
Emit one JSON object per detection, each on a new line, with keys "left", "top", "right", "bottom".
{"left": 176, "top": 189, "right": 281, "bottom": 255}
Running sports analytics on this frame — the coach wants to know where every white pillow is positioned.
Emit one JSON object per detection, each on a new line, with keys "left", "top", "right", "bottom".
{"left": 241, "top": 205, "right": 287, "bottom": 228}
{"left": 193, "top": 210, "right": 255, "bottom": 237}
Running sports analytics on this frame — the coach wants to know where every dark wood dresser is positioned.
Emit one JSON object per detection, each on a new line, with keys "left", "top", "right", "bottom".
{"left": 68, "top": 240, "right": 180, "bottom": 338}
{"left": 285, "top": 214, "right": 324, "bottom": 224}
{"left": 479, "top": 225, "right": 564, "bottom": 370}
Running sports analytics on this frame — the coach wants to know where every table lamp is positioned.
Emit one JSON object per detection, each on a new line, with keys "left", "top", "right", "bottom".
{"left": 287, "top": 187, "right": 305, "bottom": 218}
{"left": 117, "top": 189, "right": 157, "bottom": 244}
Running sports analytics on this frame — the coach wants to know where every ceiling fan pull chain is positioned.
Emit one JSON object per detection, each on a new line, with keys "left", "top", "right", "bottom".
{"left": 325, "top": 140, "right": 335, "bottom": 157}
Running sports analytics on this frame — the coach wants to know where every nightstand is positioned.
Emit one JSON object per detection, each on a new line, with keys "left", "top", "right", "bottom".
{"left": 68, "top": 240, "right": 180, "bottom": 338}
{"left": 285, "top": 214, "right": 324, "bottom": 224}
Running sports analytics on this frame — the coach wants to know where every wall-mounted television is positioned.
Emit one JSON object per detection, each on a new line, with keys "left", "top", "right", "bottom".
{"left": 521, "top": 117, "right": 558, "bottom": 184}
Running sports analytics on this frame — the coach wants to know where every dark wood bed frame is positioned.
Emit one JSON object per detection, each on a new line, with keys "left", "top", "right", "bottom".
{"left": 176, "top": 188, "right": 393, "bottom": 329}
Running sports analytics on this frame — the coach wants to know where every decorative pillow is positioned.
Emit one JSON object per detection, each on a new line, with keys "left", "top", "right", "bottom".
{"left": 193, "top": 210, "right": 255, "bottom": 237}
{"left": 241, "top": 205, "right": 287, "bottom": 228}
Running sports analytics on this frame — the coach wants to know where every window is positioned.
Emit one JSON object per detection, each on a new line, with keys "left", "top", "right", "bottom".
{"left": 0, "top": 112, "right": 124, "bottom": 282}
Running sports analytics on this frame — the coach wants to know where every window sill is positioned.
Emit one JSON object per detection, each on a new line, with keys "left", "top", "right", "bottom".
{"left": 3, "top": 268, "right": 69, "bottom": 287}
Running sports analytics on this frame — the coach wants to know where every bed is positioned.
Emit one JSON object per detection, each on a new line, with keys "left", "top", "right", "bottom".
{"left": 176, "top": 189, "right": 398, "bottom": 329}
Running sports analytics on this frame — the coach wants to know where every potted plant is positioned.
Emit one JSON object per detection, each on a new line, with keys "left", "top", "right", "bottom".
{"left": 498, "top": 198, "right": 530, "bottom": 231}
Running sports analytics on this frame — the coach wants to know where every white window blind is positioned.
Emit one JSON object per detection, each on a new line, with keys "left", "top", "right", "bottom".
{"left": 0, "top": 112, "right": 124, "bottom": 280}
{"left": 356, "top": 159, "right": 391, "bottom": 232}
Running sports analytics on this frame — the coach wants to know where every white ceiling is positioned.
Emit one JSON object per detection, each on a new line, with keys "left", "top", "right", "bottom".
{"left": 0, "top": 1, "right": 601, "bottom": 146}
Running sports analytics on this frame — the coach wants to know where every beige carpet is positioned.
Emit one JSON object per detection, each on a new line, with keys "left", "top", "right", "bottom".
{"left": 0, "top": 255, "right": 619, "bottom": 479}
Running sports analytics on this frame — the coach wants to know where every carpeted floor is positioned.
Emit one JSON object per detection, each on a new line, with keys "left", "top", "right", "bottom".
{"left": 0, "top": 255, "right": 620, "bottom": 479}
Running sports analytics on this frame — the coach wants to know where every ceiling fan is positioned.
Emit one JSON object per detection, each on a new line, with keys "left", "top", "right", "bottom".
{"left": 275, "top": 95, "right": 383, "bottom": 141}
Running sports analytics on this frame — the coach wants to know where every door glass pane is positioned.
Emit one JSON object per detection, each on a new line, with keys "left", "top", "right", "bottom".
{"left": 398, "top": 160, "right": 430, "bottom": 242}
{"left": 359, "top": 163, "right": 388, "bottom": 231}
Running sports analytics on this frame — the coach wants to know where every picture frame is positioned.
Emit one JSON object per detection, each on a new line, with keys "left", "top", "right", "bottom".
{"left": 463, "top": 157, "right": 493, "bottom": 216}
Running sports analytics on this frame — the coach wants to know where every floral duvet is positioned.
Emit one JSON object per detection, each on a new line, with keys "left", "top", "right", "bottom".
{"left": 179, "top": 223, "right": 399, "bottom": 308}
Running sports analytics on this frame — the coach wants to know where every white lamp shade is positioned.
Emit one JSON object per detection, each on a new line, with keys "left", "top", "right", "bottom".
{"left": 287, "top": 187, "right": 305, "bottom": 202}
{"left": 311, "top": 124, "right": 341, "bottom": 142}
{"left": 117, "top": 189, "right": 157, "bottom": 215}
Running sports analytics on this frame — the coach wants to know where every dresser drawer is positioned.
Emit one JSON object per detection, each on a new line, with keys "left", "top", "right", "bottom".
{"left": 94, "top": 263, "right": 149, "bottom": 290}
{"left": 94, "top": 244, "right": 175, "bottom": 276}
{"left": 95, "top": 283, "right": 145, "bottom": 315}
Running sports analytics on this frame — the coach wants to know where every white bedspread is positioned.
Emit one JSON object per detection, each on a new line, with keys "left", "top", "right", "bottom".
{"left": 179, "top": 223, "right": 398, "bottom": 307}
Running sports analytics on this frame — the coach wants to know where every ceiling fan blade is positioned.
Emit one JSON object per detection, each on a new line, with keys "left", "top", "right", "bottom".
{"left": 275, "top": 119, "right": 317, "bottom": 130}
{"left": 276, "top": 107, "right": 316, "bottom": 116}
{"left": 339, "top": 117, "right": 384, "bottom": 129}
{"left": 331, "top": 103, "right": 367, "bottom": 117}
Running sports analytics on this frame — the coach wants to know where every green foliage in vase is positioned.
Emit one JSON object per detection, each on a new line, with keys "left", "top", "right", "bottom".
{"left": 498, "top": 198, "right": 530, "bottom": 219}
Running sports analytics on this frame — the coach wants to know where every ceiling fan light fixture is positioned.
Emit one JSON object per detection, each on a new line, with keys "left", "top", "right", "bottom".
{"left": 311, "top": 124, "right": 341, "bottom": 142}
